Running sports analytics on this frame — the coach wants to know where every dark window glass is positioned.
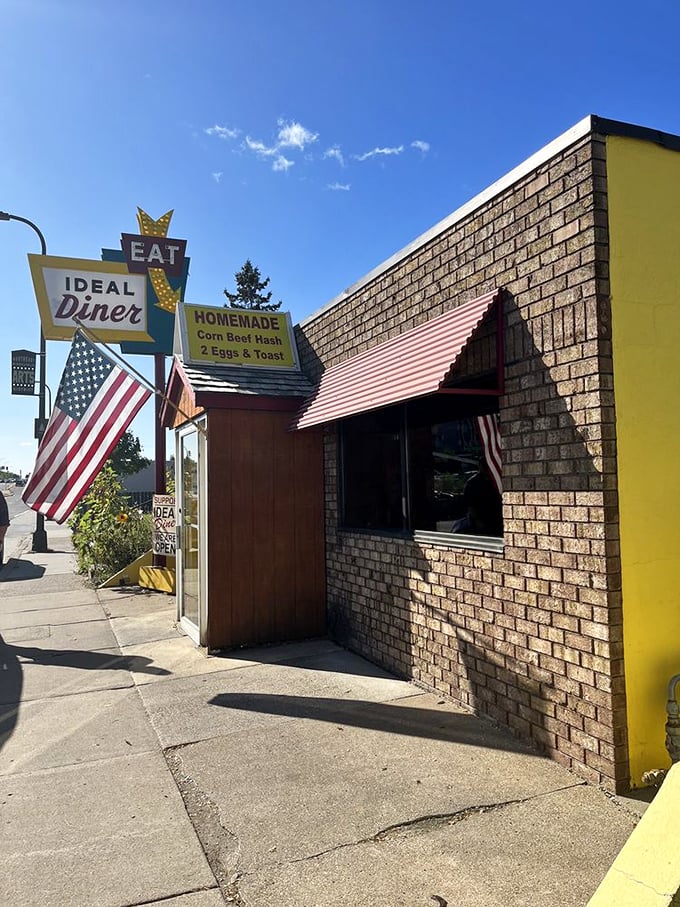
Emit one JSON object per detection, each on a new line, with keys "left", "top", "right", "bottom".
{"left": 340, "top": 395, "right": 502, "bottom": 538}
{"left": 341, "top": 405, "right": 404, "bottom": 531}
{"left": 408, "top": 413, "right": 483, "bottom": 531}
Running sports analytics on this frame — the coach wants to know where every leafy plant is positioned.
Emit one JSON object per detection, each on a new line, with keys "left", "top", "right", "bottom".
{"left": 166, "top": 460, "right": 175, "bottom": 496}
{"left": 109, "top": 430, "right": 151, "bottom": 476}
{"left": 69, "top": 463, "right": 151, "bottom": 585}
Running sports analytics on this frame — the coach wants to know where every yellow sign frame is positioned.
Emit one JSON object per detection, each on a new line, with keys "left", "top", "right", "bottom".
{"left": 177, "top": 303, "right": 301, "bottom": 370}
{"left": 29, "top": 253, "right": 154, "bottom": 343}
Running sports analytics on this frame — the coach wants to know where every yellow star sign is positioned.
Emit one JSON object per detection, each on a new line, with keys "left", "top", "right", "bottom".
{"left": 135, "top": 208, "right": 181, "bottom": 313}
{"left": 149, "top": 269, "right": 182, "bottom": 313}
{"left": 137, "top": 208, "right": 173, "bottom": 238}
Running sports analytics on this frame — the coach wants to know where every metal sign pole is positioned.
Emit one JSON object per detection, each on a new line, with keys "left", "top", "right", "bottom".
{"left": 0, "top": 211, "right": 49, "bottom": 552}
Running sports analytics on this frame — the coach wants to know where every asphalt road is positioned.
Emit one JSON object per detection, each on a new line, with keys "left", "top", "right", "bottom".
{"left": 1, "top": 485, "right": 34, "bottom": 564}
{"left": 1, "top": 485, "right": 29, "bottom": 521}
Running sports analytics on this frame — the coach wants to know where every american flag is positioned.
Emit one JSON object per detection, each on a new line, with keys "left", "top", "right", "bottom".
{"left": 476, "top": 413, "right": 502, "bottom": 494}
{"left": 22, "top": 332, "right": 152, "bottom": 524}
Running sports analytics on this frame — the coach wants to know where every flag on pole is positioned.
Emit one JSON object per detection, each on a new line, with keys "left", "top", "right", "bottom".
{"left": 22, "top": 332, "right": 152, "bottom": 524}
{"left": 476, "top": 413, "right": 502, "bottom": 494}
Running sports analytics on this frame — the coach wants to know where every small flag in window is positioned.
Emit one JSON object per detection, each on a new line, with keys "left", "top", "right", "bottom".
{"left": 22, "top": 332, "right": 151, "bottom": 524}
{"left": 477, "top": 413, "right": 502, "bottom": 494}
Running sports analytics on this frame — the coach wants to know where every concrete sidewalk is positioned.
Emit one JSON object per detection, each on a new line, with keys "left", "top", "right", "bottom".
{"left": 0, "top": 518, "right": 643, "bottom": 906}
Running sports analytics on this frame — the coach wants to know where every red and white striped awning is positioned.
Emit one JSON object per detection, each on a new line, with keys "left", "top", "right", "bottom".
{"left": 293, "top": 289, "right": 503, "bottom": 429}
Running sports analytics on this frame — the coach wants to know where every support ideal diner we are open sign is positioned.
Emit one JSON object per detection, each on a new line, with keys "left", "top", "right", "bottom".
{"left": 177, "top": 304, "right": 300, "bottom": 369}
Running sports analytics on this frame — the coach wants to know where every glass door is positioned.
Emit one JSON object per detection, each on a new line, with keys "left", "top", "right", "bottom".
{"left": 176, "top": 424, "right": 204, "bottom": 643}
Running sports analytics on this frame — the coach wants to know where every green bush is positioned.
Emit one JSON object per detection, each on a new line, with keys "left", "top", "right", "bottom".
{"left": 69, "top": 463, "right": 152, "bottom": 586}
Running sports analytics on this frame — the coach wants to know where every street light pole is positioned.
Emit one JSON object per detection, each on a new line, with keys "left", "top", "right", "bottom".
{"left": 0, "top": 211, "right": 49, "bottom": 552}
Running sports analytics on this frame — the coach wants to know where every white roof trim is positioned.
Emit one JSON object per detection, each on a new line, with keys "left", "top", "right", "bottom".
{"left": 300, "top": 115, "right": 594, "bottom": 328}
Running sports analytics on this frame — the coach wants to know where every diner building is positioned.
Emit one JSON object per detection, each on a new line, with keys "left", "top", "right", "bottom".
{"left": 168, "top": 115, "right": 680, "bottom": 792}
{"left": 292, "top": 115, "right": 680, "bottom": 792}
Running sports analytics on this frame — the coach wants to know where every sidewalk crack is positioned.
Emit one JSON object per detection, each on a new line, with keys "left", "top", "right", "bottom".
{"left": 273, "top": 781, "right": 587, "bottom": 868}
{"left": 164, "top": 748, "right": 245, "bottom": 905}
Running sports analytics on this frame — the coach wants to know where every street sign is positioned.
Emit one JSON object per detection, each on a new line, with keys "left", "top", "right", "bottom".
{"left": 11, "top": 349, "right": 36, "bottom": 395}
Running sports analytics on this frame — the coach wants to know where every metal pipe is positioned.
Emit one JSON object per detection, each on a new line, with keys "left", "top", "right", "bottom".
{"left": 0, "top": 211, "right": 49, "bottom": 552}
{"left": 154, "top": 353, "right": 166, "bottom": 568}
{"left": 665, "top": 674, "right": 680, "bottom": 764}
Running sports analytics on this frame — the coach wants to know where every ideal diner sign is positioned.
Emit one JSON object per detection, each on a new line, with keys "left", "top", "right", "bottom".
{"left": 28, "top": 254, "right": 154, "bottom": 343}
{"left": 178, "top": 303, "right": 300, "bottom": 369}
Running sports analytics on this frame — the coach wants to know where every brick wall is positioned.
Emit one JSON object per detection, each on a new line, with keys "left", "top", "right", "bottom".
{"left": 296, "top": 133, "right": 628, "bottom": 790}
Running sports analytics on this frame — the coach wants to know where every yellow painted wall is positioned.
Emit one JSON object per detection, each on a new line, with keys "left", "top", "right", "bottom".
{"left": 608, "top": 135, "right": 680, "bottom": 785}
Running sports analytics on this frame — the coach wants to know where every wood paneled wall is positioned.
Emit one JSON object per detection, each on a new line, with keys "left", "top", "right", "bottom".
{"left": 205, "top": 409, "right": 325, "bottom": 648}
{"left": 169, "top": 385, "right": 204, "bottom": 428}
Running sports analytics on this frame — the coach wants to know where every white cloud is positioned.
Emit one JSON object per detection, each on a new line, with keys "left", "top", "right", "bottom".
{"left": 245, "top": 136, "right": 278, "bottom": 157}
{"left": 323, "top": 146, "right": 345, "bottom": 166}
{"left": 327, "top": 182, "right": 350, "bottom": 191}
{"left": 205, "top": 124, "right": 240, "bottom": 140}
{"left": 273, "top": 155, "right": 294, "bottom": 172}
{"left": 277, "top": 119, "right": 318, "bottom": 150}
{"left": 243, "top": 121, "right": 317, "bottom": 172}
{"left": 212, "top": 172, "right": 223, "bottom": 183}
{"left": 411, "top": 140, "right": 430, "bottom": 153}
{"left": 355, "top": 145, "right": 404, "bottom": 162}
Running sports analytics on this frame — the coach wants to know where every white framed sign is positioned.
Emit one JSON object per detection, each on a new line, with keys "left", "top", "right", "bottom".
{"left": 29, "top": 254, "right": 153, "bottom": 343}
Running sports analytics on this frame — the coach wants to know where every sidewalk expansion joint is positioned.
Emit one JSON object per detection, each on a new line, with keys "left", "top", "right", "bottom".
{"left": 115, "top": 884, "right": 222, "bottom": 907}
{"left": 0, "top": 601, "right": 101, "bottom": 616}
{"left": 8, "top": 678, "right": 136, "bottom": 705}
{"left": 387, "top": 690, "right": 433, "bottom": 703}
{"left": 0, "top": 617, "right": 110, "bottom": 632}
{"left": 263, "top": 781, "right": 588, "bottom": 870}
{"left": 0, "top": 748, "right": 162, "bottom": 780}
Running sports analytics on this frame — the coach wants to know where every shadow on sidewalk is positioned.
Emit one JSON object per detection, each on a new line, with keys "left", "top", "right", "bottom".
{"left": 213, "top": 644, "right": 408, "bottom": 680}
{"left": 0, "top": 635, "right": 22, "bottom": 753}
{"left": 100, "top": 587, "right": 163, "bottom": 597}
{"left": 0, "top": 633, "right": 171, "bottom": 751}
{"left": 0, "top": 559, "right": 46, "bottom": 583}
{"left": 209, "top": 692, "right": 534, "bottom": 752}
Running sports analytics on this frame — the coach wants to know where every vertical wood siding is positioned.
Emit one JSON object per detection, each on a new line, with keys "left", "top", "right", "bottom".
{"left": 206, "top": 408, "right": 325, "bottom": 648}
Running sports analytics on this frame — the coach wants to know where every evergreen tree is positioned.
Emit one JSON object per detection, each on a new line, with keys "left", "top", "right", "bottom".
{"left": 223, "top": 259, "right": 282, "bottom": 311}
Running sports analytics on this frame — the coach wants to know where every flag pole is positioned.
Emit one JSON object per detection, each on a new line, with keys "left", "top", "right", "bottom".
{"left": 153, "top": 351, "right": 167, "bottom": 570}
{"left": 71, "top": 321, "right": 208, "bottom": 438}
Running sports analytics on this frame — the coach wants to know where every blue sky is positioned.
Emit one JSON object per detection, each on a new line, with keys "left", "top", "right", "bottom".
{"left": 2, "top": 0, "right": 680, "bottom": 475}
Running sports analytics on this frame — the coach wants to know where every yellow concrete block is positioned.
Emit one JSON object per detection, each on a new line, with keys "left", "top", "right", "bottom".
{"left": 588, "top": 763, "right": 680, "bottom": 906}
{"left": 98, "top": 550, "right": 153, "bottom": 588}
{"left": 139, "top": 565, "right": 176, "bottom": 594}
